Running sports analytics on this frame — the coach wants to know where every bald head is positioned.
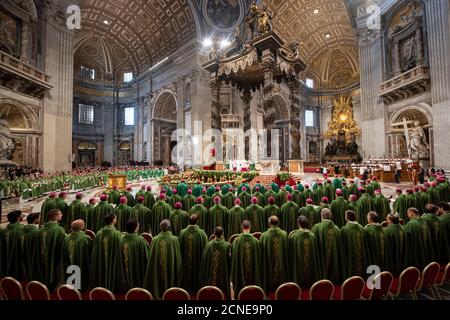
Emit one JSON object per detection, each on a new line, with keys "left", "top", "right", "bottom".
{"left": 71, "top": 219, "right": 85, "bottom": 232}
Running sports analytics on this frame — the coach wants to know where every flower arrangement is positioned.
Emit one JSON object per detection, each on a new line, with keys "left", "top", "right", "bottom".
{"left": 277, "top": 172, "right": 291, "bottom": 183}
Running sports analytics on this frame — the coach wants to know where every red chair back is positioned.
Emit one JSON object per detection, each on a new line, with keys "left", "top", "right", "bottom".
{"left": 252, "top": 232, "right": 262, "bottom": 240}
{"left": 419, "top": 262, "right": 440, "bottom": 290}
{"left": 310, "top": 280, "right": 334, "bottom": 300}
{"left": 89, "top": 287, "right": 115, "bottom": 300}
{"left": 197, "top": 286, "right": 225, "bottom": 300}
{"left": 341, "top": 276, "right": 365, "bottom": 300}
{"left": 125, "top": 288, "right": 153, "bottom": 300}
{"left": 26, "top": 281, "right": 50, "bottom": 300}
{"left": 275, "top": 282, "right": 301, "bottom": 300}
{"left": 398, "top": 267, "right": 420, "bottom": 294}
{"left": 228, "top": 234, "right": 239, "bottom": 244}
{"left": 141, "top": 233, "right": 153, "bottom": 246}
{"left": 85, "top": 230, "right": 96, "bottom": 240}
{"left": 57, "top": 285, "right": 82, "bottom": 300}
{"left": 0, "top": 277, "right": 24, "bottom": 300}
{"left": 238, "top": 285, "right": 265, "bottom": 300}
{"left": 370, "top": 271, "right": 393, "bottom": 300}
{"left": 162, "top": 287, "right": 190, "bottom": 300}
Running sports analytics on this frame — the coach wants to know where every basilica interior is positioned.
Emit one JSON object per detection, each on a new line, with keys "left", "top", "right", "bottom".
{"left": 0, "top": 0, "right": 447, "bottom": 174}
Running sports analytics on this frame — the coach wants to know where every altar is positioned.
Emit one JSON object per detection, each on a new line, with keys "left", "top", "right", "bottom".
{"left": 226, "top": 160, "right": 253, "bottom": 172}
{"left": 107, "top": 174, "right": 127, "bottom": 190}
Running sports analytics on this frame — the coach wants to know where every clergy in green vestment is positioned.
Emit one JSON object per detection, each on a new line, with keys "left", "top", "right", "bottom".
{"left": 437, "top": 202, "right": 450, "bottom": 262}
{"left": 299, "top": 198, "right": 319, "bottom": 229}
{"left": 252, "top": 181, "right": 266, "bottom": 194}
{"left": 340, "top": 210, "right": 366, "bottom": 278}
{"left": 263, "top": 196, "right": 280, "bottom": 229}
{"left": 108, "top": 185, "right": 121, "bottom": 205}
{"left": 330, "top": 189, "right": 349, "bottom": 228}
{"left": 67, "top": 193, "right": 86, "bottom": 232}
{"left": 357, "top": 189, "right": 373, "bottom": 226}
{"left": 85, "top": 198, "right": 97, "bottom": 231}
{"left": 292, "top": 185, "right": 306, "bottom": 208}
{"left": 189, "top": 196, "right": 208, "bottom": 232}
{"left": 192, "top": 180, "right": 203, "bottom": 197}
{"left": 277, "top": 186, "right": 289, "bottom": 208}
{"left": 311, "top": 208, "right": 345, "bottom": 284}
{"left": 406, "top": 189, "right": 418, "bottom": 211}
{"left": 39, "top": 192, "right": 57, "bottom": 226}
{"left": 200, "top": 226, "right": 231, "bottom": 298}
{"left": 238, "top": 186, "right": 252, "bottom": 209}
{"left": 422, "top": 204, "right": 449, "bottom": 263}
{"left": 0, "top": 210, "right": 24, "bottom": 279}
{"left": 21, "top": 212, "right": 40, "bottom": 280}
{"left": 144, "top": 219, "right": 182, "bottom": 299}
{"left": 144, "top": 186, "right": 156, "bottom": 210}
{"left": 201, "top": 188, "right": 212, "bottom": 209}
{"left": 131, "top": 196, "right": 152, "bottom": 234}
{"left": 427, "top": 182, "right": 440, "bottom": 204}
{"left": 364, "top": 212, "right": 387, "bottom": 271}
{"left": 123, "top": 186, "right": 136, "bottom": 207}
{"left": 120, "top": 219, "right": 150, "bottom": 290}
{"left": 176, "top": 180, "right": 189, "bottom": 197}
{"left": 252, "top": 186, "right": 265, "bottom": 207}
{"left": 135, "top": 185, "right": 146, "bottom": 203}
{"left": 318, "top": 196, "right": 330, "bottom": 213}
{"left": 208, "top": 196, "right": 229, "bottom": 238}
{"left": 264, "top": 186, "right": 278, "bottom": 206}
{"left": 244, "top": 197, "right": 265, "bottom": 233}
{"left": 365, "top": 181, "right": 375, "bottom": 198}
{"left": 32, "top": 209, "right": 66, "bottom": 290}
{"left": 324, "top": 180, "right": 336, "bottom": 202}
{"left": 269, "top": 182, "right": 280, "bottom": 193}
{"left": 332, "top": 177, "right": 343, "bottom": 191}
{"left": 169, "top": 202, "right": 189, "bottom": 236}
{"left": 304, "top": 185, "right": 314, "bottom": 203}
{"left": 228, "top": 198, "right": 246, "bottom": 237}
{"left": 183, "top": 188, "right": 196, "bottom": 211}
{"left": 384, "top": 213, "right": 408, "bottom": 276}
{"left": 207, "top": 185, "right": 217, "bottom": 197}
{"left": 222, "top": 187, "right": 236, "bottom": 210}
{"left": 260, "top": 216, "right": 288, "bottom": 293}
{"left": 211, "top": 186, "right": 223, "bottom": 204}
{"left": 89, "top": 213, "right": 127, "bottom": 293}
{"left": 313, "top": 182, "right": 324, "bottom": 205}
{"left": 61, "top": 220, "right": 92, "bottom": 291}
{"left": 348, "top": 180, "right": 358, "bottom": 196}
{"left": 115, "top": 196, "right": 132, "bottom": 232}
{"left": 151, "top": 193, "right": 173, "bottom": 236}
{"left": 279, "top": 193, "right": 299, "bottom": 234}
{"left": 404, "top": 208, "right": 435, "bottom": 270}
{"left": 56, "top": 192, "right": 70, "bottom": 231}
{"left": 341, "top": 181, "right": 350, "bottom": 201}
{"left": 373, "top": 189, "right": 390, "bottom": 222}
{"left": 393, "top": 189, "right": 409, "bottom": 223}
{"left": 371, "top": 177, "right": 381, "bottom": 192}
{"left": 289, "top": 216, "right": 320, "bottom": 288}
{"left": 231, "top": 220, "right": 261, "bottom": 298}
{"left": 169, "top": 188, "right": 183, "bottom": 209}
{"left": 179, "top": 214, "right": 208, "bottom": 293}
{"left": 92, "top": 194, "right": 114, "bottom": 233}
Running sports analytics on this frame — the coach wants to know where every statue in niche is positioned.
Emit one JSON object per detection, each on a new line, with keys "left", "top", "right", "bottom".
{"left": 0, "top": 115, "right": 15, "bottom": 161}
{"left": 407, "top": 120, "right": 429, "bottom": 159}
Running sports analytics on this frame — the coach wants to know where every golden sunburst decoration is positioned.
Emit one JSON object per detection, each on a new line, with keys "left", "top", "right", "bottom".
{"left": 325, "top": 95, "right": 361, "bottom": 142}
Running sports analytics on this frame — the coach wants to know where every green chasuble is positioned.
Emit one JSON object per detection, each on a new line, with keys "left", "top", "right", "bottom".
{"left": 115, "top": 203, "right": 132, "bottom": 232}
{"left": 32, "top": 222, "right": 66, "bottom": 289}
{"left": 169, "top": 194, "right": 183, "bottom": 209}
{"left": 231, "top": 233, "right": 261, "bottom": 298}
{"left": 0, "top": 222, "right": 23, "bottom": 279}
{"left": 120, "top": 233, "right": 150, "bottom": 290}
{"left": 311, "top": 220, "right": 345, "bottom": 284}
{"left": 238, "top": 191, "right": 252, "bottom": 209}
{"left": 222, "top": 192, "right": 236, "bottom": 210}
{"left": 341, "top": 186, "right": 350, "bottom": 201}
{"left": 422, "top": 213, "right": 449, "bottom": 263}
{"left": 393, "top": 195, "right": 409, "bottom": 223}
{"left": 357, "top": 194, "right": 373, "bottom": 226}
{"left": 179, "top": 225, "right": 208, "bottom": 293}
{"left": 55, "top": 198, "right": 69, "bottom": 231}
{"left": 21, "top": 224, "right": 39, "bottom": 280}
{"left": 406, "top": 194, "right": 418, "bottom": 212}
{"left": 39, "top": 197, "right": 56, "bottom": 225}
{"left": 324, "top": 183, "right": 336, "bottom": 202}
{"left": 373, "top": 195, "right": 390, "bottom": 222}
{"left": 176, "top": 182, "right": 188, "bottom": 197}
{"left": 364, "top": 224, "right": 387, "bottom": 270}
{"left": 313, "top": 186, "right": 324, "bottom": 205}
{"left": 417, "top": 192, "right": 430, "bottom": 214}
{"left": 263, "top": 205, "right": 280, "bottom": 228}
{"left": 92, "top": 200, "right": 114, "bottom": 233}
{"left": 384, "top": 223, "right": 408, "bottom": 276}
{"left": 61, "top": 231, "right": 92, "bottom": 291}
{"left": 144, "top": 231, "right": 182, "bottom": 299}
{"left": 366, "top": 184, "right": 375, "bottom": 198}
{"left": 135, "top": 189, "right": 146, "bottom": 203}
{"left": 333, "top": 178, "right": 343, "bottom": 191}
{"left": 288, "top": 229, "right": 320, "bottom": 288}
{"left": 67, "top": 199, "right": 86, "bottom": 232}
{"left": 144, "top": 191, "right": 156, "bottom": 210}
{"left": 245, "top": 204, "right": 265, "bottom": 233}
{"left": 404, "top": 217, "right": 435, "bottom": 270}
{"left": 182, "top": 194, "right": 196, "bottom": 211}
{"left": 264, "top": 189, "right": 278, "bottom": 206}
{"left": 252, "top": 191, "right": 265, "bottom": 207}
{"left": 330, "top": 196, "right": 349, "bottom": 228}
{"left": 192, "top": 183, "right": 203, "bottom": 197}
{"left": 208, "top": 204, "right": 229, "bottom": 238}
{"left": 292, "top": 190, "right": 306, "bottom": 208}
{"left": 228, "top": 205, "right": 246, "bottom": 236}
{"left": 277, "top": 189, "right": 288, "bottom": 208}
{"left": 279, "top": 201, "right": 300, "bottom": 234}
{"left": 131, "top": 203, "right": 152, "bottom": 234}
{"left": 304, "top": 189, "right": 314, "bottom": 202}
{"left": 299, "top": 205, "right": 319, "bottom": 229}
{"left": 260, "top": 227, "right": 288, "bottom": 293}
{"left": 340, "top": 222, "right": 366, "bottom": 278}
{"left": 201, "top": 194, "right": 211, "bottom": 210}
{"left": 427, "top": 187, "right": 440, "bottom": 205}
{"left": 151, "top": 200, "right": 172, "bottom": 236}
{"left": 439, "top": 213, "right": 450, "bottom": 263}
{"left": 90, "top": 225, "right": 126, "bottom": 293}
{"left": 108, "top": 189, "right": 121, "bottom": 205}
{"left": 200, "top": 238, "right": 231, "bottom": 298}
{"left": 169, "top": 209, "right": 189, "bottom": 236}
{"left": 123, "top": 191, "right": 136, "bottom": 207}
{"left": 85, "top": 203, "right": 96, "bottom": 231}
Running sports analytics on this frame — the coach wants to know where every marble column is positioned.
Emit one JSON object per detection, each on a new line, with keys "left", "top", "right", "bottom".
{"left": 242, "top": 88, "right": 252, "bottom": 160}
{"left": 288, "top": 80, "right": 302, "bottom": 159}
{"left": 424, "top": 0, "right": 450, "bottom": 174}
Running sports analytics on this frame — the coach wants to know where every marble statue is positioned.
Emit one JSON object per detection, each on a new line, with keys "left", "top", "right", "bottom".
{"left": 0, "top": 116, "right": 15, "bottom": 160}
{"left": 407, "top": 120, "right": 429, "bottom": 159}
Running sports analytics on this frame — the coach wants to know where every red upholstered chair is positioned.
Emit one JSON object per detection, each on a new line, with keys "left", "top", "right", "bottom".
{"left": 389, "top": 267, "right": 420, "bottom": 300}
{"left": 362, "top": 271, "right": 393, "bottom": 300}
{"left": 435, "top": 262, "right": 450, "bottom": 299}
{"left": 125, "top": 288, "right": 153, "bottom": 300}
{"left": 162, "top": 287, "right": 190, "bottom": 300}
{"left": 26, "top": 281, "right": 51, "bottom": 300}
{"left": 85, "top": 229, "right": 96, "bottom": 240}
{"left": 238, "top": 285, "right": 265, "bottom": 300}
{"left": 0, "top": 277, "right": 24, "bottom": 300}
{"left": 56, "top": 284, "right": 82, "bottom": 301}
{"left": 89, "top": 287, "right": 116, "bottom": 300}
{"left": 417, "top": 262, "right": 440, "bottom": 299}
{"left": 333, "top": 276, "right": 365, "bottom": 300}
{"left": 141, "top": 233, "right": 153, "bottom": 246}
{"left": 309, "top": 280, "right": 334, "bottom": 300}
{"left": 228, "top": 234, "right": 240, "bottom": 244}
{"left": 197, "top": 286, "right": 225, "bottom": 300}
{"left": 252, "top": 232, "right": 262, "bottom": 240}
{"left": 275, "top": 282, "right": 301, "bottom": 300}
